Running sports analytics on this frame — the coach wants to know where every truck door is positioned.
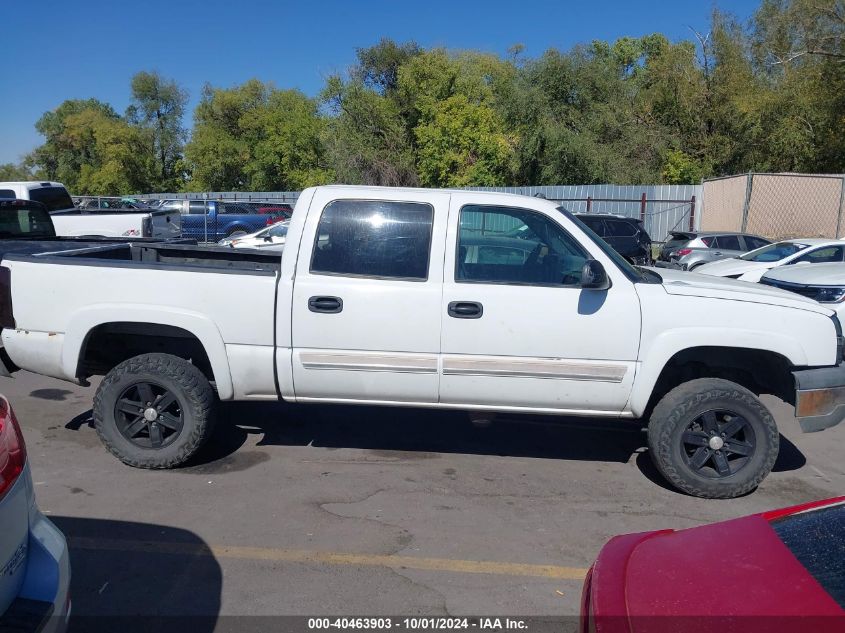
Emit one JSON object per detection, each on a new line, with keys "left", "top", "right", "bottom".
{"left": 439, "top": 193, "right": 641, "bottom": 413}
{"left": 290, "top": 188, "right": 450, "bottom": 404}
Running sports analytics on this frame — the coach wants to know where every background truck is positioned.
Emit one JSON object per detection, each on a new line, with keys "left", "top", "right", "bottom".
{"left": 0, "top": 181, "right": 181, "bottom": 239}
{"left": 1, "top": 185, "right": 843, "bottom": 499}
{"left": 157, "top": 199, "right": 289, "bottom": 242}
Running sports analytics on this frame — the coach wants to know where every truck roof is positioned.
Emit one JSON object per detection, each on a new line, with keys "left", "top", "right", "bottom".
{"left": 311, "top": 184, "right": 559, "bottom": 204}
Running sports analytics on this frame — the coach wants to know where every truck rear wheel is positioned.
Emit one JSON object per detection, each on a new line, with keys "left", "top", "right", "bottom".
{"left": 93, "top": 353, "right": 216, "bottom": 468}
{"left": 647, "top": 378, "right": 779, "bottom": 499}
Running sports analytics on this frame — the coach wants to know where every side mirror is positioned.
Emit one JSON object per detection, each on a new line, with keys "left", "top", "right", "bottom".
{"left": 580, "top": 259, "right": 610, "bottom": 290}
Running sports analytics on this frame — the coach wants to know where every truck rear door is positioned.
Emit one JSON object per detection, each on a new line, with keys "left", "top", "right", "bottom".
{"left": 289, "top": 188, "right": 449, "bottom": 404}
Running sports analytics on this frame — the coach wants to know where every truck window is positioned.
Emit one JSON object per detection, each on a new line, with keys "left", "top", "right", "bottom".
{"left": 187, "top": 201, "right": 207, "bottom": 215}
{"left": 28, "top": 186, "right": 74, "bottom": 212}
{"left": 457, "top": 205, "right": 588, "bottom": 286}
{"left": 310, "top": 200, "right": 434, "bottom": 280}
{"left": 0, "top": 190, "right": 14, "bottom": 199}
{"left": 0, "top": 205, "right": 56, "bottom": 238}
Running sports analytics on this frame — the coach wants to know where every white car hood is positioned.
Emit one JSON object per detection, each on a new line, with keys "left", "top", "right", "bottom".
{"left": 763, "top": 262, "right": 845, "bottom": 286}
{"left": 651, "top": 268, "right": 832, "bottom": 315}
{"left": 693, "top": 257, "right": 772, "bottom": 277}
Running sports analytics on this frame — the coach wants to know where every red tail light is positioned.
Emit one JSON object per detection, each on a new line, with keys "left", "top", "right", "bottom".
{"left": 266, "top": 216, "right": 282, "bottom": 226}
{"left": 674, "top": 248, "right": 692, "bottom": 257}
{"left": 0, "top": 397, "right": 26, "bottom": 501}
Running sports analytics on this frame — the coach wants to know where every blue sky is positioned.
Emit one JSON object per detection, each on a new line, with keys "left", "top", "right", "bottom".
{"left": 0, "top": 0, "right": 762, "bottom": 164}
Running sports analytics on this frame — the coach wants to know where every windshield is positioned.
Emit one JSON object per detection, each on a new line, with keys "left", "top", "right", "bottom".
{"left": 269, "top": 221, "right": 289, "bottom": 238}
{"left": 741, "top": 241, "right": 808, "bottom": 262}
{"left": 0, "top": 204, "right": 56, "bottom": 238}
{"left": 558, "top": 207, "right": 653, "bottom": 283}
{"left": 770, "top": 502, "right": 845, "bottom": 609}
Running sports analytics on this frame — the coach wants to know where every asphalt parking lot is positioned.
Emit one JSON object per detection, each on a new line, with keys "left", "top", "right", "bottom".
{"left": 5, "top": 370, "right": 844, "bottom": 629}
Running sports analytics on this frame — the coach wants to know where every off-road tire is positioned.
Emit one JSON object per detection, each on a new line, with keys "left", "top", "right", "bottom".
{"left": 647, "top": 378, "right": 779, "bottom": 499}
{"left": 93, "top": 353, "right": 216, "bottom": 468}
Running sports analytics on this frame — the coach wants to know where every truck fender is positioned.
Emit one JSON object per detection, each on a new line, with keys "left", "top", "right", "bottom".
{"left": 62, "top": 304, "right": 235, "bottom": 400}
{"left": 628, "top": 327, "right": 809, "bottom": 417}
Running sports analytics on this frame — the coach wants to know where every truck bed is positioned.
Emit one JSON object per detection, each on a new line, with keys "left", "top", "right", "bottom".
{"left": 10, "top": 242, "right": 282, "bottom": 274}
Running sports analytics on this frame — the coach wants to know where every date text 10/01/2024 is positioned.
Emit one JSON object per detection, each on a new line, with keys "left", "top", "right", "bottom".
{"left": 307, "top": 618, "right": 529, "bottom": 630}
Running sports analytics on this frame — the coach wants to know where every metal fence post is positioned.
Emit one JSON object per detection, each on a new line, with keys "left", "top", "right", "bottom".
{"left": 640, "top": 193, "right": 647, "bottom": 222}
{"left": 741, "top": 173, "right": 754, "bottom": 232}
{"left": 689, "top": 195, "right": 696, "bottom": 231}
{"left": 586, "top": 196, "right": 592, "bottom": 213}
{"left": 837, "top": 176, "right": 845, "bottom": 239}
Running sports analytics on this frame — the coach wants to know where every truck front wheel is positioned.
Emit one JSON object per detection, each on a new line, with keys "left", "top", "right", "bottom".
{"left": 647, "top": 378, "right": 779, "bottom": 499}
{"left": 93, "top": 353, "right": 216, "bottom": 468}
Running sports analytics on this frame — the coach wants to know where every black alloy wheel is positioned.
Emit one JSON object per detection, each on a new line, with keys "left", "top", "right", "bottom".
{"left": 681, "top": 409, "right": 756, "bottom": 478}
{"left": 114, "top": 381, "right": 184, "bottom": 449}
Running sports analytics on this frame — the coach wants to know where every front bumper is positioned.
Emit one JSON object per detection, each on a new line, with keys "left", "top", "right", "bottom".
{"left": 793, "top": 363, "right": 845, "bottom": 432}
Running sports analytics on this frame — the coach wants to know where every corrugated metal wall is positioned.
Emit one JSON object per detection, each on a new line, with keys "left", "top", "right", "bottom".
{"left": 139, "top": 184, "right": 702, "bottom": 242}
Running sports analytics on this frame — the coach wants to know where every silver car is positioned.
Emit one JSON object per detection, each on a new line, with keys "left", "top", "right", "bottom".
{"left": 0, "top": 395, "right": 71, "bottom": 633}
{"left": 655, "top": 231, "right": 771, "bottom": 271}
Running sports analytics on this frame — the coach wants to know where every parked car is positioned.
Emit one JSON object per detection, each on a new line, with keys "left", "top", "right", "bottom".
{"left": 0, "top": 182, "right": 181, "bottom": 239}
{"left": 77, "top": 197, "right": 151, "bottom": 210}
{"left": 695, "top": 238, "right": 845, "bottom": 282}
{"left": 574, "top": 214, "right": 652, "bottom": 265}
{"left": 580, "top": 496, "right": 845, "bottom": 631}
{"left": 655, "top": 230, "right": 771, "bottom": 271}
{"left": 761, "top": 262, "right": 845, "bottom": 319}
{"left": 158, "top": 199, "right": 287, "bottom": 242}
{"left": 0, "top": 395, "right": 71, "bottom": 633}
{"left": 219, "top": 220, "right": 290, "bottom": 251}
{"left": 1, "top": 186, "right": 844, "bottom": 499}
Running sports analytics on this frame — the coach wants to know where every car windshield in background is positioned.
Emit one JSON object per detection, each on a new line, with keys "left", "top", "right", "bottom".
{"left": 770, "top": 502, "right": 845, "bottom": 609}
{"left": 269, "top": 222, "right": 290, "bottom": 237}
{"left": 0, "top": 205, "right": 56, "bottom": 238}
{"left": 558, "top": 207, "right": 655, "bottom": 283}
{"left": 28, "top": 186, "right": 74, "bottom": 212}
{"left": 740, "top": 241, "right": 808, "bottom": 262}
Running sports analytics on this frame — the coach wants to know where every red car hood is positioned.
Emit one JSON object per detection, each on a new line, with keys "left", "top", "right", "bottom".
{"left": 590, "top": 514, "right": 843, "bottom": 633}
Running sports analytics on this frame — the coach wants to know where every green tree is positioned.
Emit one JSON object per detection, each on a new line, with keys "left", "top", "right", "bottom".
{"left": 0, "top": 163, "right": 33, "bottom": 181}
{"left": 29, "top": 98, "right": 121, "bottom": 192}
{"left": 126, "top": 71, "right": 188, "bottom": 191}
{"left": 184, "top": 79, "right": 329, "bottom": 191}
{"left": 415, "top": 94, "right": 513, "bottom": 187}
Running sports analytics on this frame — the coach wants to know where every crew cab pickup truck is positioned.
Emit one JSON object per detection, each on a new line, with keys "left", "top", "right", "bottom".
{"left": 1, "top": 186, "right": 843, "bottom": 499}
{"left": 0, "top": 181, "right": 181, "bottom": 239}
{"left": 157, "top": 199, "right": 288, "bottom": 242}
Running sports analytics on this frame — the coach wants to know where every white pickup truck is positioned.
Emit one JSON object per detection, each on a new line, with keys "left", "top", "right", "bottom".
{"left": 0, "top": 186, "right": 843, "bottom": 498}
{"left": 0, "top": 181, "right": 181, "bottom": 239}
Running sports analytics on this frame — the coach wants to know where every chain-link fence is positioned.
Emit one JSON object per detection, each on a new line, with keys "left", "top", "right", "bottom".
{"left": 702, "top": 173, "right": 845, "bottom": 240}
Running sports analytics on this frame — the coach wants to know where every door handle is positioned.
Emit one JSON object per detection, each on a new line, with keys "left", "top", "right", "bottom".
{"left": 448, "top": 301, "right": 483, "bottom": 319}
{"left": 308, "top": 296, "right": 343, "bottom": 314}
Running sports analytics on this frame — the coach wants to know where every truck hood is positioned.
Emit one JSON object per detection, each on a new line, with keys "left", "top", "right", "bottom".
{"left": 763, "top": 262, "right": 845, "bottom": 286}
{"left": 652, "top": 267, "right": 833, "bottom": 315}
{"left": 694, "top": 257, "right": 772, "bottom": 277}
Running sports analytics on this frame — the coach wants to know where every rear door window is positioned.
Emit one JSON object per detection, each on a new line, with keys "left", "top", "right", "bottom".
{"left": 714, "top": 235, "right": 742, "bottom": 250}
{"left": 606, "top": 219, "right": 637, "bottom": 237}
{"left": 0, "top": 190, "right": 14, "bottom": 199}
{"left": 578, "top": 216, "right": 607, "bottom": 237}
{"left": 311, "top": 199, "right": 434, "bottom": 280}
